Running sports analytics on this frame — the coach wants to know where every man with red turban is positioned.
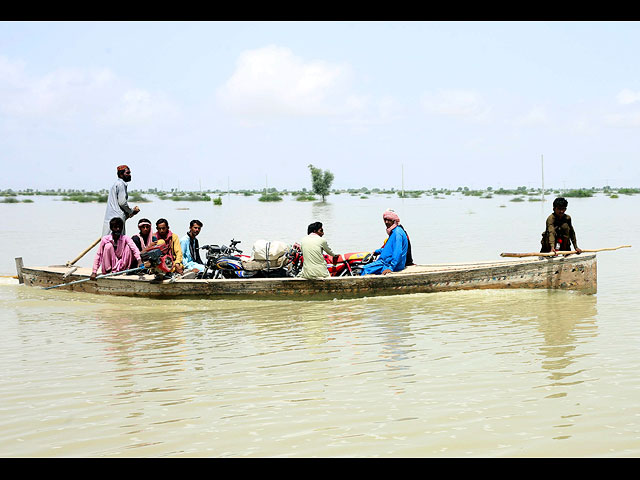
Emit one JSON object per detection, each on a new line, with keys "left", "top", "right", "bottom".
{"left": 101, "top": 165, "right": 140, "bottom": 236}
{"left": 360, "top": 209, "right": 409, "bottom": 276}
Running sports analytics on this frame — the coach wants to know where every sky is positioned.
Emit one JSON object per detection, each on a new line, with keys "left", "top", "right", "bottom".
{"left": 1, "top": 20, "right": 640, "bottom": 192}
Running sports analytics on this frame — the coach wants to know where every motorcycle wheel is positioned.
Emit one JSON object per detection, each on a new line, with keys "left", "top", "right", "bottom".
{"left": 351, "top": 267, "right": 363, "bottom": 276}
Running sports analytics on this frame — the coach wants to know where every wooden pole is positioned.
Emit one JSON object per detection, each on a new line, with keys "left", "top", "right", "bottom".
{"left": 66, "top": 237, "right": 101, "bottom": 266}
{"left": 14, "top": 257, "right": 24, "bottom": 284}
{"left": 500, "top": 245, "right": 631, "bottom": 258}
{"left": 43, "top": 266, "right": 144, "bottom": 290}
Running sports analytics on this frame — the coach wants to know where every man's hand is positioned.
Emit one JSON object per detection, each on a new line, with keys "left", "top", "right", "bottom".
{"left": 142, "top": 241, "right": 157, "bottom": 253}
{"left": 575, "top": 248, "right": 582, "bottom": 254}
{"left": 175, "top": 264, "right": 184, "bottom": 274}
{"left": 382, "top": 269, "right": 392, "bottom": 275}
{"left": 90, "top": 272, "right": 97, "bottom": 281}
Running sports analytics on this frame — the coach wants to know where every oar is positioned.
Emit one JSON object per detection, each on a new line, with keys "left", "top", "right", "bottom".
{"left": 66, "top": 237, "right": 102, "bottom": 267}
{"left": 43, "top": 266, "right": 144, "bottom": 290}
{"left": 500, "top": 245, "right": 631, "bottom": 258}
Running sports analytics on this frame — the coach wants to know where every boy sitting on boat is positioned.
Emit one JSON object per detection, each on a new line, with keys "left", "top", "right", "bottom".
{"left": 540, "top": 197, "right": 583, "bottom": 255}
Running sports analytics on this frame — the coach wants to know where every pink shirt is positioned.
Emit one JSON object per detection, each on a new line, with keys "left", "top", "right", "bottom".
{"left": 92, "top": 234, "right": 142, "bottom": 274}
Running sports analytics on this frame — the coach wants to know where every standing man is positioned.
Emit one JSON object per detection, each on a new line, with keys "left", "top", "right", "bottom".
{"left": 180, "top": 220, "right": 206, "bottom": 275}
{"left": 102, "top": 165, "right": 140, "bottom": 236}
{"left": 540, "top": 197, "right": 582, "bottom": 255}
{"left": 300, "top": 222, "right": 339, "bottom": 279}
{"left": 90, "top": 217, "right": 142, "bottom": 280}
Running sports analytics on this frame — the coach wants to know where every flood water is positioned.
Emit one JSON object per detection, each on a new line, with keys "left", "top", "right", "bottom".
{"left": 1, "top": 192, "right": 639, "bottom": 457}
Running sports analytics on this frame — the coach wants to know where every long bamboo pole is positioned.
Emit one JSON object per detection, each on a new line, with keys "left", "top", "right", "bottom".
{"left": 66, "top": 237, "right": 102, "bottom": 266}
{"left": 500, "top": 245, "right": 631, "bottom": 258}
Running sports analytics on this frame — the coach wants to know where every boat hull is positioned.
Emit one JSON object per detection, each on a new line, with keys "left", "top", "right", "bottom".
{"left": 16, "top": 254, "right": 597, "bottom": 299}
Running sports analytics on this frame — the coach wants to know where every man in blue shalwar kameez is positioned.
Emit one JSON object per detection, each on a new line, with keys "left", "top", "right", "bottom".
{"left": 361, "top": 209, "right": 408, "bottom": 276}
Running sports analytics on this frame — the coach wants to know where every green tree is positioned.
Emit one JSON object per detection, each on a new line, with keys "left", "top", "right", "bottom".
{"left": 308, "top": 164, "right": 334, "bottom": 202}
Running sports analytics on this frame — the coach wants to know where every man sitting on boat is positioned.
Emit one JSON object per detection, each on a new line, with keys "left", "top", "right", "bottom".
{"left": 150, "top": 218, "right": 184, "bottom": 275}
{"left": 360, "top": 209, "right": 408, "bottom": 276}
{"left": 131, "top": 218, "right": 156, "bottom": 252}
{"left": 540, "top": 197, "right": 582, "bottom": 255}
{"left": 90, "top": 217, "right": 143, "bottom": 281}
{"left": 180, "top": 219, "right": 205, "bottom": 276}
{"left": 300, "top": 222, "right": 339, "bottom": 279}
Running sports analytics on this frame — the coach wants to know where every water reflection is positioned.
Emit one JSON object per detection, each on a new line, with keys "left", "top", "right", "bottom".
{"left": 531, "top": 292, "right": 598, "bottom": 385}
{"left": 310, "top": 201, "right": 335, "bottom": 224}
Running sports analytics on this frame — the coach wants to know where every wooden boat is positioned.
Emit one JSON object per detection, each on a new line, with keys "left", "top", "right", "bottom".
{"left": 14, "top": 253, "right": 597, "bottom": 299}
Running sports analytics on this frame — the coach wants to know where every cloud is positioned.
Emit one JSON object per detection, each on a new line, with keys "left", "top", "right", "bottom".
{"left": 515, "top": 106, "right": 550, "bottom": 127}
{"left": 616, "top": 88, "right": 640, "bottom": 105}
{"left": 100, "top": 88, "right": 179, "bottom": 127}
{"left": 216, "top": 45, "right": 356, "bottom": 118}
{"left": 420, "top": 89, "right": 491, "bottom": 122}
{"left": 604, "top": 111, "right": 640, "bottom": 128}
{"left": 0, "top": 55, "right": 178, "bottom": 127}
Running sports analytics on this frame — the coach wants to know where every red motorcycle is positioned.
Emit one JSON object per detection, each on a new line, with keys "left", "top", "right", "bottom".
{"left": 289, "top": 244, "right": 378, "bottom": 277}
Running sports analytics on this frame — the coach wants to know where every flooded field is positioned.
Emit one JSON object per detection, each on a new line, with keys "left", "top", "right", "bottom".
{"left": 1, "top": 192, "right": 639, "bottom": 457}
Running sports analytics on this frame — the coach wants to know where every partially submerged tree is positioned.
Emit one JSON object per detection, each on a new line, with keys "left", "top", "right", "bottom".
{"left": 308, "top": 164, "right": 334, "bottom": 202}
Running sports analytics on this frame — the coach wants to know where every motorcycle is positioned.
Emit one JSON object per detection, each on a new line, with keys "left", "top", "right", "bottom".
{"left": 288, "top": 243, "right": 379, "bottom": 277}
{"left": 200, "top": 239, "right": 297, "bottom": 279}
{"left": 327, "top": 251, "right": 379, "bottom": 276}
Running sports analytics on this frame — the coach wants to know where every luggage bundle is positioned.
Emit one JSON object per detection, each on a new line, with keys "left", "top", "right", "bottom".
{"left": 242, "top": 240, "right": 293, "bottom": 273}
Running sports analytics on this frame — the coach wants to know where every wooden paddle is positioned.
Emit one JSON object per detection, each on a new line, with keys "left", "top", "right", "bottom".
{"left": 500, "top": 245, "right": 631, "bottom": 258}
{"left": 43, "top": 266, "right": 144, "bottom": 290}
{"left": 66, "top": 237, "right": 102, "bottom": 266}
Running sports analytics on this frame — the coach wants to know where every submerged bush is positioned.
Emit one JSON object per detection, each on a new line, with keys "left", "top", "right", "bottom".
{"left": 296, "top": 194, "right": 317, "bottom": 202}
{"left": 63, "top": 194, "right": 108, "bottom": 203}
{"left": 563, "top": 189, "right": 593, "bottom": 198}
{"left": 617, "top": 188, "right": 640, "bottom": 195}
{"left": 170, "top": 193, "right": 212, "bottom": 202}
{"left": 258, "top": 193, "right": 283, "bottom": 202}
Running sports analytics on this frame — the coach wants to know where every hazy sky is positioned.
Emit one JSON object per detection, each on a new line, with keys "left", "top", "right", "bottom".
{"left": 1, "top": 21, "right": 639, "bottom": 191}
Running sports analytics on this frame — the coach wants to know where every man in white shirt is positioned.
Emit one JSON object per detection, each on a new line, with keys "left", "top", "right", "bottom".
{"left": 300, "top": 222, "right": 339, "bottom": 279}
{"left": 102, "top": 165, "right": 140, "bottom": 236}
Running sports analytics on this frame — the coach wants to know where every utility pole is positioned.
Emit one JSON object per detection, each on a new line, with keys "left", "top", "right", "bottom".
{"left": 541, "top": 154, "right": 545, "bottom": 201}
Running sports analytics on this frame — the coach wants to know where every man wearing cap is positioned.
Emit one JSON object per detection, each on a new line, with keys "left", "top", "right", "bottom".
{"left": 101, "top": 165, "right": 140, "bottom": 236}
{"left": 360, "top": 209, "right": 409, "bottom": 276}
